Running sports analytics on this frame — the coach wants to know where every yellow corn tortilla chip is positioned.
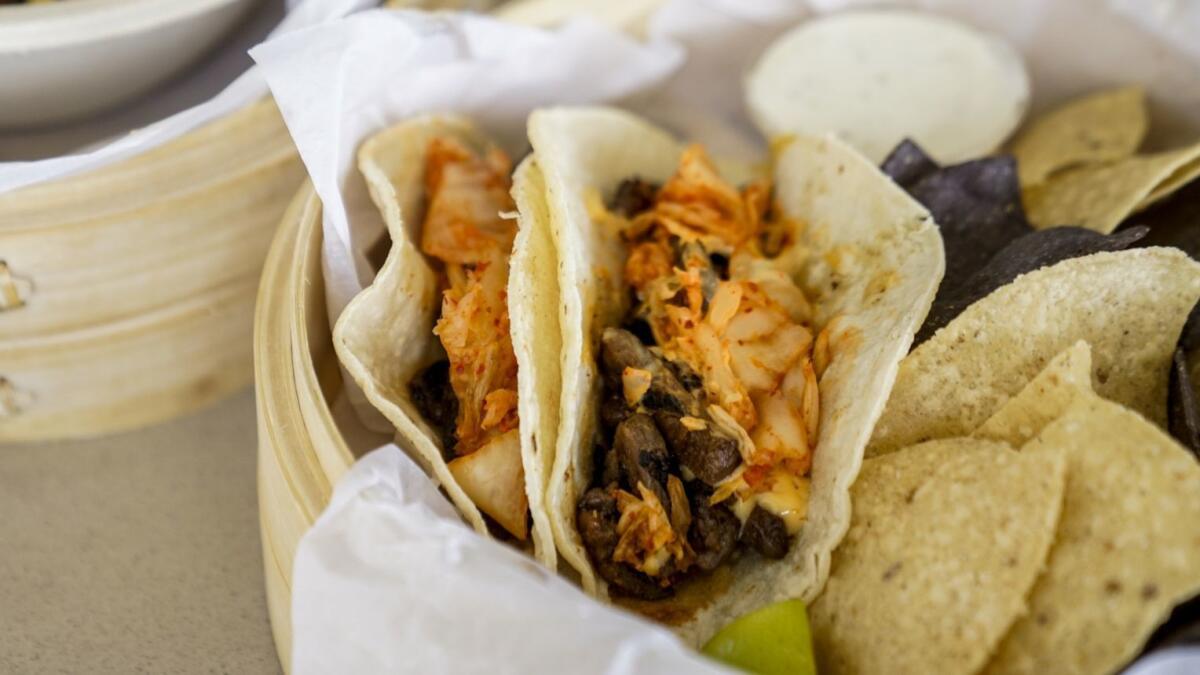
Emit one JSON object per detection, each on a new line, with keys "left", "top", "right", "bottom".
{"left": 1138, "top": 154, "right": 1200, "bottom": 209}
{"left": 1011, "top": 86, "right": 1146, "bottom": 187}
{"left": 869, "top": 248, "right": 1200, "bottom": 456}
{"left": 972, "top": 341, "right": 1093, "bottom": 446}
{"left": 981, "top": 393, "right": 1200, "bottom": 675}
{"left": 811, "top": 437, "right": 1067, "bottom": 675}
{"left": 1025, "top": 140, "right": 1200, "bottom": 233}
{"left": 332, "top": 117, "right": 559, "bottom": 567}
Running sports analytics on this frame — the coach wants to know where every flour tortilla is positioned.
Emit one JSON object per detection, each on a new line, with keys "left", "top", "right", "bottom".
{"left": 331, "top": 116, "right": 558, "bottom": 567}
{"left": 810, "top": 437, "right": 1067, "bottom": 675}
{"left": 528, "top": 106, "right": 944, "bottom": 644}
{"left": 979, "top": 392, "right": 1200, "bottom": 675}
{"left": 869, "top": 248, "right": 1200, "bottom": 456}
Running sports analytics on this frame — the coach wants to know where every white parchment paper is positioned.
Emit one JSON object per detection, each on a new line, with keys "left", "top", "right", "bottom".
{"left": 263, "top": 1, "right": 1200, "bottom": 673}
{"left": 250, "top": 8, "right": 685, "bottom": 322}
{"left": 294, "top": 445, "right": 728, "bottom": 674}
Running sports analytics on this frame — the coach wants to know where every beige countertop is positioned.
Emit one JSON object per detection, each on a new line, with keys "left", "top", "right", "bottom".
{"left": 0, "top": 388, "right": 281, "bottom": 674}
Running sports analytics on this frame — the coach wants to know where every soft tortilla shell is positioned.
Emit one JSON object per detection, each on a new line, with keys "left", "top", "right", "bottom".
{"left": 528, "top": 106, "right": 944, "bottom": 644}
{"left": 810, "top": 438, "right": 1067, "bottom": 675}
{"left": 1010, "top": 86, "right": 1146, "bottom": 187}
{"left": 869, "top": 248, "right": 1200, "bottom": 456}
{"left": 509, "top": 156, "right": 563, "bottom": 568}
{"left": 982, "top": 394, "right": 1200, "bottom": 675}
{"left": 331, "top": 116, "right": 556, "bottom": 566}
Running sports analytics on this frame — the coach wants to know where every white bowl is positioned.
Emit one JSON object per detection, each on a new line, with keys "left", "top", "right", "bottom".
{"left": 0, "top": 0, "right": 258, "bottom": 130}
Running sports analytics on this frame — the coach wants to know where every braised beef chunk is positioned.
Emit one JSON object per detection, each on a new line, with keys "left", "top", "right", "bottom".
{"left": 654, "top": 411, "right": 741, "bottom": 485}
{"left": 665, "top": 358, "right": 704, "bottom": 397}
{"left": 600, "top": 328, "right": 696, "bottom": 415}
{"left": 409, "top": 360, "right": 458, "bottom": 456}
{"left": 689, "top": 492, "right": 739, "bottom": 571}
{"left": 577, "top": 488, "right": 672, "bottom": 600}
{"left": 592, "top": 440, "right": 621, "bottom": 488}
{"left": 599, "top": 390, "right": 632, "bottom": 432}
{"left": 622, "top": 315, "right": 656, "bottom": 346}
{"left": 577, "top": 488, "right": 620, "bottom": 553}
{"left": 601, "top": 326, "right": 653, "bottom": 375}
{"left": 741, "top": 506, "right": 790, "bottom": 560}
{"left": 609, "top": 178, "right": 660, "bottom": 218}
{"left": 614, "top": 414, "right": 673, "bottom": 509}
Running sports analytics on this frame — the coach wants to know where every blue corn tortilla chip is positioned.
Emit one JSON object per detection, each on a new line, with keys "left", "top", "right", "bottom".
{"left": 880, "top": 139, "right": 1149, "bottom": 346}
{"left": 1115, "top": 169, "right": 1200, "bottom": 454}
{"left": 880, "top": 140, "right": 1034, "bottom": 326}
{"left": 912, "top": 226, "right": 1149, "bottom": 344}
{"left": 1169, "top": 300, "right": 1200, "bottom": 457}
{"left": 879, "top": 139, "right": 939, "bottom": 189}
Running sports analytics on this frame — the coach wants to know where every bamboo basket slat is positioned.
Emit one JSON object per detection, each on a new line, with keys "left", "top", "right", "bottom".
{"left": 255, "top": 194, "right": 314, "bottom": 675}
{"left": 0, "top": 274, "right": 257, "bottom": 441}
{"left": 287, "top": 191, "right": 355, "bottom": 488}
{"left": 0, "top": 154, "right": 305, "bottom": 337}
{"left": 0, "top": 99, "right": 298, "bottom": 228}
{"left": 0, "top": 98, "right": 306, "bottom": 440}
{"left": 255, "top": 184, "right": 354, "bottom": 673}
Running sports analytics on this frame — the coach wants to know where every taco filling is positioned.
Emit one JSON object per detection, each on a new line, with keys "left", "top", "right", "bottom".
{"left": 407, "top": 136, "right": 529, "bottom": 540}
{"left": 576, "top": 146, "right": 824, "bottom": 599}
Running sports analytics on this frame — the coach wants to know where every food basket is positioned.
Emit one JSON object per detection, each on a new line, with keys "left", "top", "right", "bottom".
{"left": 0, "top": 99, "right": 305, "bottom": 441}
{"left": 252, "top": 1, "right": 1200, "bottom": 672}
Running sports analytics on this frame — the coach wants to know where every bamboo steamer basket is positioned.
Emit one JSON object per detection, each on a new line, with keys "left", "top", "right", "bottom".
{"left": 0, "top": 98, "right": 306, "bottom": 441}
{"left": 255, "top": 184, "right": 354, "bottom": 673}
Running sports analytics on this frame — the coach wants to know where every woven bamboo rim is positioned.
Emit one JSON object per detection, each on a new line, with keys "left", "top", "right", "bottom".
{"left": 255, "top": 184, "right": 353, "bottom": 673}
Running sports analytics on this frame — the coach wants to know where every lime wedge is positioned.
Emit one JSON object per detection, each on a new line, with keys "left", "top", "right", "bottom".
{"left": 701, "top": 599, "right": 817, "bottom": 675}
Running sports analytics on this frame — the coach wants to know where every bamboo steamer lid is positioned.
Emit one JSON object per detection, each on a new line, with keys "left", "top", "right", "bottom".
{"left": 0, "top": 99, "right": 305, "bottom": 441}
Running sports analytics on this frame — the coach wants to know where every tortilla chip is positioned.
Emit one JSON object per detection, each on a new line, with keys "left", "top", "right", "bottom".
{"left": 1010, "top": 86, "right": 1147, "bottom": 187}
{"left": 1127, "top": 177, "right": 1200, "bottom": 260}
{"left": 332, "top": 116, "right": 557, "bottom": 567}
{"left": 916, "top": 226, "right": 1147, "bottom": 345}
{"left": 1025, "top": 141, "right": 1200, "bottom": 233}
{"left": 811, "top": 437, "right": 1067, "bottom": 675}
{"left": 869, "top": 248, "right": 1200, "bottom": 456}
{"left": 886, "top": 143, "right": 1031, "bottom": 324}
{"left": 973, "top": 341, "right": 1093, "bottom": 447}
{"left": 528, "top": 106, "right": 944, "bottom": 644}
{"left": 982, "top": 394, "right": 1200, "bottom": 675}
{"left": 1167, "top": 301, "right": 1200, "bottom": 455}
{"left": 1139, "top": 155, "right": 1200, "bottom": 210}
{"left": 879, "top": 138, "right": 939, "bottom": 189}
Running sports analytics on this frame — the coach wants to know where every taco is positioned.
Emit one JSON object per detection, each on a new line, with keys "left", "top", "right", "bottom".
{"left": 333, "top": 116, "right": 559, "bottom": 567}
{"left": 524, "top": 106, "right": 945, "bottom": 643}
